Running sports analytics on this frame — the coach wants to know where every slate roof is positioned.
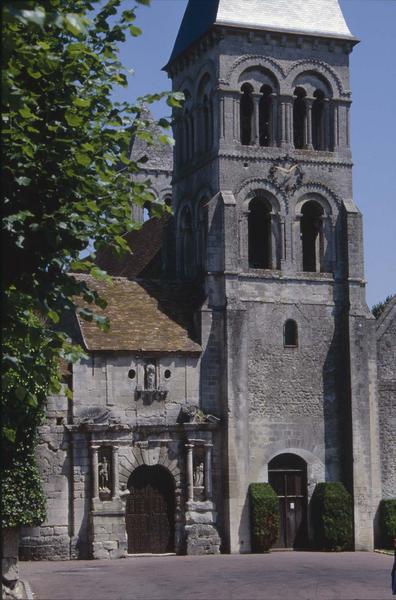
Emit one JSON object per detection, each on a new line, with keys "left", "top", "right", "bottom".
{"left": 95, "top": 216, "right": 168, "bottom": 279}
{"left": 168, "top": 0, "right": 355, "bottom": 64}
{"left": 73, "top": 274, "right": 202, "bottom": 353}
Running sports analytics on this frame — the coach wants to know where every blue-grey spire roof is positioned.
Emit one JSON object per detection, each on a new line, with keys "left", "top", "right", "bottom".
{"left": 168, "top": 0, "right": 355, "bottom": 65}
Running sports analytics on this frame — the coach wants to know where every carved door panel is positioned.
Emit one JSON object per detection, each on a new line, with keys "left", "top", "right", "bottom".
{"left": 126, "top": 467, "right": 174, "bottom": 554}
{"left": 269, "top": 459, "right": 307, "bottom": 549}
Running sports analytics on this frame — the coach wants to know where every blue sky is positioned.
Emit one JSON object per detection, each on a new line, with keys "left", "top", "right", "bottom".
{"left": 115, "top": 0, "right": 395, "bottom": 307}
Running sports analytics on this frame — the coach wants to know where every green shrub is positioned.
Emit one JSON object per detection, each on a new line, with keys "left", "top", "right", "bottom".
{"left": 1, "top": 448, "right": 46, "bottom": 529}
{"left": 311, "top": 482, "right": 353, "bottom": 551}
{"left": 379, "top": 499, "right": 396, "bottom": 548}
{"left": 249, "top": 483, "right": 280, "bottom": 552}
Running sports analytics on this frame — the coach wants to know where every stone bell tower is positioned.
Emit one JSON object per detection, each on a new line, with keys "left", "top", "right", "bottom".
{"left": 165, "top": 0, "right": 381, "bottom": 552}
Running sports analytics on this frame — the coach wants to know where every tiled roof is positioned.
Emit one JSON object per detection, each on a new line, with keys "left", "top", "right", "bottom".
{"left": 73, "top": 274, "right": 202, "bottom": 353}
{"left": 168, "top": 0, "right": 355, "bottom": 64}
{"left": 95, "top": 216, "right": 169, "bottom": 279}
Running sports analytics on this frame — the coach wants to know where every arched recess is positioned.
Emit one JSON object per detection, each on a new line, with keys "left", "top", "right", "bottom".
{"left": 126, "top": 465, "right": 176, "bottom": 554}
{"left": 292, "top": 72, "right": 332, "bottom": 151}
{"left": 293, "top": 86, "right": 307, "bottom": 149}
{"left": 195, "top": 196, "right": 209, "bottom": 275}
{"left": 225, "top": 55, "right": 284, "bottom": 90}
{"left": 284, "top": 319, "right": 298, "bottom": 347}
{"left": 285, "top": 61, "right": 341, "bottom": 99}
{"left": 268, "top": 453, "right": 308, "bottom": 549}
{"left": 238, "top": 66, "right": 279, "bottom": 147}
{"left": 178, "top": 204, "right": 194, "bottom": 279}
{"left": 294, "top": 191, "right": 335, "bottom": 274}
{"left": 240, "top": 83, "right": 254, "bottom": 146}
{"left": 242, "top": 189, "right": 282, "bottom": 271}
{"left": 197, "top": 72, "right": 213, "bottom": 154}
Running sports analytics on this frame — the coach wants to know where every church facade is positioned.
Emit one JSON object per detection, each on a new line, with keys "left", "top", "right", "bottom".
{"left": 20, "top": 0, "right": 395, "bottom": 560}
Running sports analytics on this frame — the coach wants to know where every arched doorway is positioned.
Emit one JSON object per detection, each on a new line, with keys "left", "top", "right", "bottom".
{"left": 268, "top": 453, "right": 308, "bottom": 549}
{"left": 126, "top": 465, "right": 175, "bottom": 554}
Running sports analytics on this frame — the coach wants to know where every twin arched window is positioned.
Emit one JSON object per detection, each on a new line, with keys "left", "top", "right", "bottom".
{"left": 240, "top": 83, "right": 275, "bottom": 147}
{"left": 293, "top": 80, "right": 330, "bottom": 150}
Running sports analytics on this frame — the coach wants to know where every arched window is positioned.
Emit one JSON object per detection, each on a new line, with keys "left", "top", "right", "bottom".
{"left": 180, "top": 206, "right": 193, "bottom": 278}
{"left": 284, "top": 320, "right": 298, "bottom": 347}
{"left": 248, "top": 196, "right": 272, "bottom": 269}
{"left": 312, "top": 89, "right": 325, "bottom": 150}
{"left": 259, "top": 85, "right": 272, "bottom": 147}
{"left": 197, "top": 201, "right": 208, "bottom": 274}
{"left": 240, "top": 83, "right": 254, "bottom": 146}
{"left": 203, "top": 95, "right": 210, "bottom": 153}
{"left": 300, "top": 201, "right": 324, "bottom": 272}
{"left": 143, "top": 201, "right": 151, "bottom": 222}
{"left": 188, "top": 113, "right": 195, "bottom": 160}
{"left": 293, "top": 87, "right": 306, "bottom": 149}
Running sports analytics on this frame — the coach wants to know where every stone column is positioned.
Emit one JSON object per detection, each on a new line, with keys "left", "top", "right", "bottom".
{"left": 280, "top": 97, "right": 287, "bottom": 147}
{"left": 204, "top": 443, "right": 213, "bottom": 501}
{"left": 186, "top": 444, "right": 194, "bottom": 502}
{"left": 252, "top": 94, "right": 260, "bottom": 145}
{"left": 323, "top": 98, "right": 330, "bottom": 151}
{"left": 270, "top": 212, "right": 278, "bottom": 270}
{"left": 91, "top": 445, "right": 99, "bottom": 501}
{"left": 305, "top": 99, "right": 313, "bottom": 149}
{"left": 270, "top": 93, "right": 278, "bottom": 146}
{"left": 112, "top": 445, "right": 119, "bottom": 500}
{"left": 333, "top": 102, "right": 339, "bottom": 151}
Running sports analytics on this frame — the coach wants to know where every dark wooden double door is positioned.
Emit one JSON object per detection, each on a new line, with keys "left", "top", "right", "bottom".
{"left": 126, "top": 465, "right": 175, "bottom": 554}
{"left": 268, "top": 454, "right": 308, "bottom": 549}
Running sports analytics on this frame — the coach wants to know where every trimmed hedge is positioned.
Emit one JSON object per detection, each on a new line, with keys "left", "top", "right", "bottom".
{"left": 379, "top": 499, "right": 396, "bottom": 548}
{"left": 311, "top": 482, "right": 353, "bottom": 551}
{"left": 249, "top": 483, "right": 280, "bottom": 552}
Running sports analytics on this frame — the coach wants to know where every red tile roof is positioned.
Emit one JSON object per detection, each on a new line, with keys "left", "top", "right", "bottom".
{"left": 73, "top": 274, "right": 202, "bottom": 353}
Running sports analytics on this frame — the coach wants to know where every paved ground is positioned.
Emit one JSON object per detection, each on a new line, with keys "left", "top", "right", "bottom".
{"left": 20, "top": 552, "right": 394, "bottom": 600}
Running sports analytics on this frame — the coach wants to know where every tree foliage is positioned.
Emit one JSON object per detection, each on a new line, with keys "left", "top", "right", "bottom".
{"left": 1, "top": 0, "right": 182, "bottom": 526}
{"left": 372, "top": 294, "right": 395, "bottom": 319}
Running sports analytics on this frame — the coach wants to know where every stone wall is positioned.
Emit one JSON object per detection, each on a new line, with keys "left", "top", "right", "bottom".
{"left": 376, "top": 298, "right": 396, "bottom": 500}
{"left": 20, "top": 389, "right": 71, "bottom": 561}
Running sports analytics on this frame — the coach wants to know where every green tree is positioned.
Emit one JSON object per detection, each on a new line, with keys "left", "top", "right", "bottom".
{"left": 372, "top": 294, "right": 395, "bottom": 319}
{"left": 1, "top": 0, "right": 182, "bottom": 527}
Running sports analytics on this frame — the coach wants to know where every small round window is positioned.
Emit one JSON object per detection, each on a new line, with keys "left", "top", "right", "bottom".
{"left": 164, "top": 369, "right": 171, "bottom": 380}
{"left": 128, "top": 368, "right": 136, "bottom": 380}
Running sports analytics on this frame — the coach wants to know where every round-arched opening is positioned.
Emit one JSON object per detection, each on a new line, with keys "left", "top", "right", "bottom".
{"left": 248, "top": 196, "right": 272, "bottom": 269}
{"left": 259, "top": 84, "right": 273, "bottom": 147}
{"left": 293, "top": 87, "right": 306, "bottom": 149}
{"left": 300, "top": 200, "right": 324, "bottom": 272}
{"left": 284, "top": 319, "right": 298, "bottom": 347}
{"left": 268, "top": 453, "right": 308, "bottom": 549}
{"left": 126, "top": 465, "right": 175, "bottom": 554}
{"left": 180, "top": 205, "right": 193, "bottom": 278}
{"left": 240, "top": 83, "right": 254, "bottom": 146}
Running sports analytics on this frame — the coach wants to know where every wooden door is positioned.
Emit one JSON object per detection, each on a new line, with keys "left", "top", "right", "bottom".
{"left": 126, "top": 466, "right": 174, "bottom": 554}
{"left": 268, "top": 454, "right": 307, "bottom": 549}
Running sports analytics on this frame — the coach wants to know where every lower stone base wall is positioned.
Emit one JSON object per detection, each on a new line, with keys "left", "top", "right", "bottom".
{"left": 185, "top": 524, "right": 221, "bottom": 555}
{"left": 19, "top": 526, "right": 70, "bottom": 561}
{"left": 90, "top": 510, "right": 127, "bottom": 559}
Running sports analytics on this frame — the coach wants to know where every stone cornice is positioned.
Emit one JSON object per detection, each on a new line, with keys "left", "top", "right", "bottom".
{"left": 218, "top": 151, "right": 352, "bottom": 169}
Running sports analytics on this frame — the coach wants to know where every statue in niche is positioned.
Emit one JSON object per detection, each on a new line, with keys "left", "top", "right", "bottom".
{"left": 98, "top": 456, "right": 110, "bottom": 491}
{"left": 193, "top": 462, "right": 204, "bottom": 488}
{"left": 145, "top": 363, "right": 156, "bottom": 391}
